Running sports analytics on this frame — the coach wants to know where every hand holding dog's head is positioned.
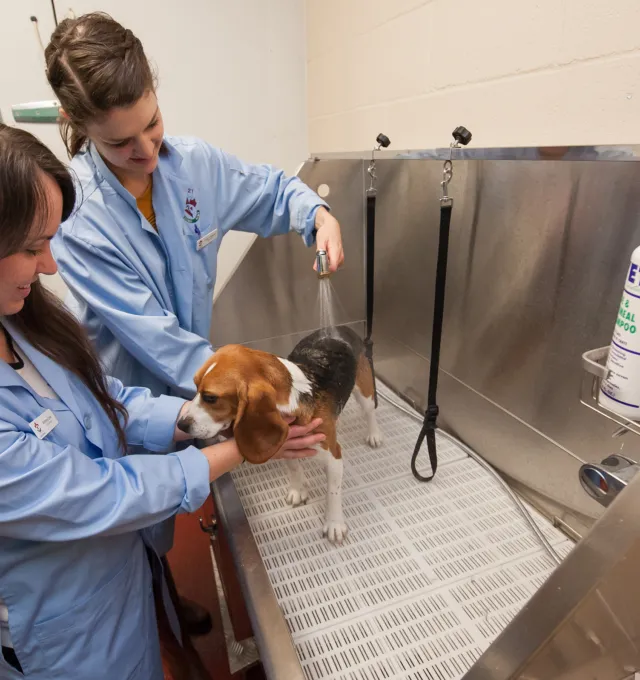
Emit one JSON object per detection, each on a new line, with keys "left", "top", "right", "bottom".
{"left": 177, "top": 346, "right": 289, "bottom": 463}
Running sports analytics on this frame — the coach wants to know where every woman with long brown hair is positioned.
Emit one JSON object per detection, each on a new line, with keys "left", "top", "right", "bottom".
{"left": 0, "top": 123, "right": 322, "bottom": 678}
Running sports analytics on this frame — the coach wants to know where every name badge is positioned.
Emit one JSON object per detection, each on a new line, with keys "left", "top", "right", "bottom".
{"left": 29, "top": 409, "right": 58, "bottom": 440}
{"left": 197, "top": 229, "right": 218, "bottom": 251}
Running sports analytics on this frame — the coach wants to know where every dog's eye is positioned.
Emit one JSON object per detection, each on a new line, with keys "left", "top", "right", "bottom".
{"left": 202, "top": 394, "right": 218, "bottom": 405}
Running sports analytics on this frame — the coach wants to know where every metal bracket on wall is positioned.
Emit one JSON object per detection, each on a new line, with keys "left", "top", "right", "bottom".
{"left": 199, "top": 515, "right": 218, "bottom": 538}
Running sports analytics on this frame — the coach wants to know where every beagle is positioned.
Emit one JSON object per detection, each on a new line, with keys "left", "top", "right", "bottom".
{"left": 178, "top": 326, "right": 384, "bottom": 544}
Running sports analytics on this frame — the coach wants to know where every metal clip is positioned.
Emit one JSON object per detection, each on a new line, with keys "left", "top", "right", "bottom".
{"left": 367, "top": 133, "right": 391, "bottom": 197}
{"left": 440, "top": 159, "right": 453, "bottom": 206}
{"left": 439, "top": 127, "right": 472, "bottom": 206}
{"left": 367, "top": 153, "right": 377, "bottom": 196}
{"left": 199, "top": 516, "right": 218, "bottom": 537}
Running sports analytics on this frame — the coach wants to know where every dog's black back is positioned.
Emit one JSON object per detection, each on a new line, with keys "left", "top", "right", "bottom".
{"left": 288, "top": 327, "right": 362, "bottom": 415}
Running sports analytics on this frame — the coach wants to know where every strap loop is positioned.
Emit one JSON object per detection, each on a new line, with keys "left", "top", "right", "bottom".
{"left": 411, "top": 202, "right": 453, "bottom": 482}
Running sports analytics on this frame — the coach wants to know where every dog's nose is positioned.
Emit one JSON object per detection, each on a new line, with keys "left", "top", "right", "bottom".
{"left": 177, "top": 417, "right": 193, "bottom": 433}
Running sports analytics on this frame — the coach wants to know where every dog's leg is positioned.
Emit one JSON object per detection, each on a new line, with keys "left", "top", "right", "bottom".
{"left": 285, "top": 459, "right": 309, "bottom": 507}
{"left": 318, "top": 442, "right": 347, "bottom": 545}
{"left": 354, "top": 386, "right": 384, "bottom": 448}
{"left": 354, "top": 353, "right": 384, "bottom": 448}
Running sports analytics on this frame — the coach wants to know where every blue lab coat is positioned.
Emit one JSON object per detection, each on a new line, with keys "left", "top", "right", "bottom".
{"left": 0, "top": 319, "right": 210, "bottom": 679}
{"left": 52, "top": 136, "right": 328, "bottom": 400}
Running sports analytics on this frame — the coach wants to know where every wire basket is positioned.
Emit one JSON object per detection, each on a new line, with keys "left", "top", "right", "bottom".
{"left": 581, "top": 346, "right": 640, "bottom": 437}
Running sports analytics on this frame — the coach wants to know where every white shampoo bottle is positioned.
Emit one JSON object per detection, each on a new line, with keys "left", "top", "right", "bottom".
{"left": 599, "top": 245, "right": 640, "bottom": 420}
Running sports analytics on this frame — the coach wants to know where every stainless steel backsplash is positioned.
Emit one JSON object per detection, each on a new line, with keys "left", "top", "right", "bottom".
{"left": 211, "top": 149, "right": 640, "bottom": 534}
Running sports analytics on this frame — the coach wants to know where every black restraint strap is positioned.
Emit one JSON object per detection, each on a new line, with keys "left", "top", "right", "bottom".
{"left": 411, "top": 203, "right": 453, "bottom": 482}
{"left": 365, "top": 193, "right": 378, "bottom": 407}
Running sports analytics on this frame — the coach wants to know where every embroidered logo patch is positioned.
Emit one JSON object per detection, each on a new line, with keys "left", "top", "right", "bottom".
{"left": 183, "top": 188, "right": 201, "bottom": 236}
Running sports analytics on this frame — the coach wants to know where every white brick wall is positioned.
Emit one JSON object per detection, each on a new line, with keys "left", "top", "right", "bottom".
{"left": 306, "top": 0, "right": 640, "bottom": 152}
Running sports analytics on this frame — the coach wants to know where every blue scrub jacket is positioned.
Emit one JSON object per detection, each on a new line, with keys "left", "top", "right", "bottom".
{"left": 52, "top": 136, "right": 328, "bottom": 400}
{"left": 0, "top": 319, "right": 210, "bottom": 679}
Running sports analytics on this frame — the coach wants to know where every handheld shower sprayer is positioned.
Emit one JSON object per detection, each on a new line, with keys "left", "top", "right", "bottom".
{"left": 316, "top": 250, "right": 330, "bottom": 278}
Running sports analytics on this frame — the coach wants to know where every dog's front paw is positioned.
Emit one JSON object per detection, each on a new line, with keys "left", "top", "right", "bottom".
{"left": 286, "top": 487, "right": 308, "bottom": 507}
{"left": 366, "top": 427, "right": 384, "bottom": 448}
{"left": 323, "top": 517, "right": 348, "bottom": 545}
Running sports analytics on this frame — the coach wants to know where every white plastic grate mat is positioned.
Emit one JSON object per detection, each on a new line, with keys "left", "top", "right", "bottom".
{"left": 230, "top": 384, "right": 574, "bottom": 679}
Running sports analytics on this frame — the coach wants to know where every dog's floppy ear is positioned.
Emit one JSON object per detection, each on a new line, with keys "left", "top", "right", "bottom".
{"left": 234, "top": 381, "right": 289, "bottom": 464}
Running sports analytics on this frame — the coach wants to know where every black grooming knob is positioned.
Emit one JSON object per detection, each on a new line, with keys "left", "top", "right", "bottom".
{"left": 376, "top": 133, "right": 391, "bottom": 148}
{"left": 452, "top": 126, "right": 472, "bottom": 146}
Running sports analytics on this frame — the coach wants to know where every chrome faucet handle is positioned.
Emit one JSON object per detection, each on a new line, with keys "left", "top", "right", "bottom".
{"left": 580, "top": 454, "right": 640, "bottom": 507}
